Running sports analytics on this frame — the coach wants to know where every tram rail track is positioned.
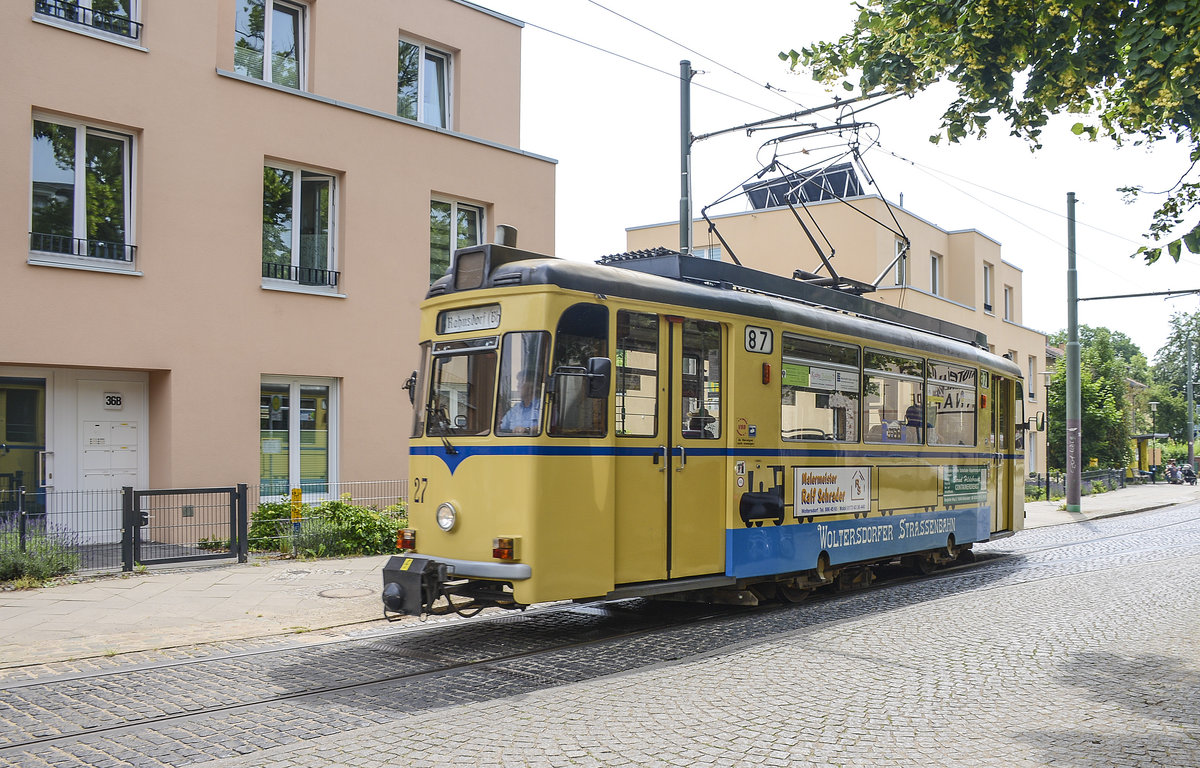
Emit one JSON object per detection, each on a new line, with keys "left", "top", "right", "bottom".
{"left": 3, "top": 507, "right": 1199, "bottom": 766}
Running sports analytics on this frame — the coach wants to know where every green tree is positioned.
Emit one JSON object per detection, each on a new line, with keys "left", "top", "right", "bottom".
{"left": 785, "top": 0, "right": 1200, "bottom": 264}
{"left": 1043, "top": 327, "right": 1133, "bottom": 469}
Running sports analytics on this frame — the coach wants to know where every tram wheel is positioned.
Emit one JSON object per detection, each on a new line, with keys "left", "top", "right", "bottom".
{"left": 779, "top": 583, "right": 811, "bottom": 603}
{"left": 814, "top": 552, "right": 832, "bottom": 582}
{"left": 903, "top": 554, "right": 936, "bottom": 575}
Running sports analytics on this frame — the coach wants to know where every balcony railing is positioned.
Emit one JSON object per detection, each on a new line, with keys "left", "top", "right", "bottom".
{"left": 35, "top": 0, "right": 143, "bottom": 41}
{"left": 30, "top": 232, "right": 136, "bottom": 262}
{"left": 262, "top": 261, "right": 340, "bottom": 287}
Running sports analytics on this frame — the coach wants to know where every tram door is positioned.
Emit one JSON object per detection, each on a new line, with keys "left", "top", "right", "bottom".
{"left": 613, "top": 312, "right": 726, "bottom": 584}
{"left": 992, "top": 377, "right": 1015, "bottom": 532}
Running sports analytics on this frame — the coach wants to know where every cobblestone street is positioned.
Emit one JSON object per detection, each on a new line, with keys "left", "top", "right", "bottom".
{"left": 192, "top": 506, "right": 1200, "bottom": 768}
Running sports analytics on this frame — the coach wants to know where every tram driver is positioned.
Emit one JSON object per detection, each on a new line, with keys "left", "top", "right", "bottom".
{"left": 499, "top": 370, "right": 543, "bottom": 434}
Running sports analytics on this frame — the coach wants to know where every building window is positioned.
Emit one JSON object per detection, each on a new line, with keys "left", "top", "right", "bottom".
{"left": 261, "top": 163, "right": 338, "bottom": 289}
{"left": 1028, "top": 356, "right": 1037, "bottom": 400}
{"left": 235, "top": 0, "right": 305, "bottom": 89}
{"left": 692, "top": 245, "right": 722, "bottom": 261}
{"left": 35, "top": 0, "right": 142, "bottom": 41}
{"left": 398, "top": 38, "right": 451, "bottom": 128}
{"left": 30, "top": 116, "right": 135, "bottom": 266}
{"left": 430, "top": 198, "right": 483, "bottom": 282}
{"left": 1004, "top": 286, "right": 1013, "bottom": 320}
{"left": 260, "top": 378, "right": 336, "bottom": 496}
{"left": 983, "top": 262, "right": 994, "bottom": 313}
{"left": 894, "top": 238, "right": 907, "bottom": 285}
{"left": 930, "top": 253, "right": 943, "bottom": 296}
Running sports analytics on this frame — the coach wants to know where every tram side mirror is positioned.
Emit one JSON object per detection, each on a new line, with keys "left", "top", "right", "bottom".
{"left": 586, "top": 357, "right": 611, "bottom": 398}
{"left": 1033, "top": 412, "right": 1045, "bottom": 431}
{"left": 402, "top": 371, "right": 417, "bottom": 405}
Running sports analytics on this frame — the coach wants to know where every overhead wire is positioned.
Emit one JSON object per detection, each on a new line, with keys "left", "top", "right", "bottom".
{"left": 583, "top": 0, "right": 813, "bottom": 111}
{"left": 515, "top": 16, "right": 787, "bottom": 117}
{"left": 876, "top": 143, "right": 1167, "bottom": 291}
{"left": 516, "top": 3, "right": 1184, "bottom": 305}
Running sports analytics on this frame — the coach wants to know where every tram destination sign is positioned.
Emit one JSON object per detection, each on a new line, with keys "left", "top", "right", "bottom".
{"left": 943, "top": 465, "right": 988, "bottom": 505}
{"left": 438, "top": 304, "right": 501, "bottom": 334}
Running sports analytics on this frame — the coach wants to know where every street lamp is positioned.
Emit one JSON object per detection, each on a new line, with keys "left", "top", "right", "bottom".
{"left": 1150, "top": 400, "right": 1159, "bottom": 482}
{"left": 1040, "top": 370, "right": 1053, "bottom": 499}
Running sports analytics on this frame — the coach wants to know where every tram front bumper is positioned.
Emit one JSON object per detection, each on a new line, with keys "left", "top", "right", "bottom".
{"left": 381, "top": 554, "right": 532, "bottom": 616}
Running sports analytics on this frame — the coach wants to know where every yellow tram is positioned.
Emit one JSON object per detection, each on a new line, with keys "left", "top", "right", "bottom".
{"left": 383, "top": 244, "right": 1026, "bottom": 616}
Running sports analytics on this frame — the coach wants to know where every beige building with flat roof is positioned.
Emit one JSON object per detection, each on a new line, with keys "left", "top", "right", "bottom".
{"left": 2, "top": 0, "right": 555, "bottom": 507}
{"left": 627, "top": 192, "right": 1049, "bottom": 477}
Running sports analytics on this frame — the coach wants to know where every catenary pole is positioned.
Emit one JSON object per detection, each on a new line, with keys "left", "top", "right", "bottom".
{"left": 679, "top": 60, "right": 694, "bottom": 256}
{"left": 1188, "top": 342, "right": 1195, "bottom": 469}
{"left": 1066, "top": 192, "right": 1082, "bottom": 511}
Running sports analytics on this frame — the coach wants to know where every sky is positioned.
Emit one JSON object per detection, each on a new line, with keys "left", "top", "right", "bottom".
{"left": 478, "top": 0, "right": 1200, "bottom": 361}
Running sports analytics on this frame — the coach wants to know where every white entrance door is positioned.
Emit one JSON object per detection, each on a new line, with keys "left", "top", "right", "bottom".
{"left": 78, "top": 380, "right": 144, "bottom": 492}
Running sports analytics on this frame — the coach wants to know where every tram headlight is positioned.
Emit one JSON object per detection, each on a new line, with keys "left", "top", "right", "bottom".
{"left": 435, "top": 502, "right": 458, "bottom": 532}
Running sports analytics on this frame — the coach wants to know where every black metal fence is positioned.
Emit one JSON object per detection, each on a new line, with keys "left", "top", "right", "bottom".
{"left": 1, "top": 480, "right": 406, "bottom": 576}
{"left": 1, "top": 485, "right": 248, "bottom": 574}
{"left": 34, "top": 0, "right": 143, "bottom": 40}
{"left": 1026, "top": 468, "right": 1129, "bottom": 500}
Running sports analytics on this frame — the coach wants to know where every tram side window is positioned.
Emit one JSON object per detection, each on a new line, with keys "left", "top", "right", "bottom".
{"left": 616, "top": 311, "right": 658, "bottom": 437}
{"left": 864, "top": 350, "right": 925, "bottom": 444}
{"left": 781, "top": 335, "right": 860, "bottom": 442}
{"left": 549, "top": 304, "right": 608, "bottom": 437}
{"left": 496, "top": 332, "right": 551, "bottom": 436}
{"left": 410, "top": 342, "right": 430, "bottom": 439}
{"left": 926, "top": 360, "right": 976, "bottom": 446}
{"left": 681, "top": 319, "right": 721, "bottom": 439}
{"left": 427, "top": 345, "right": 497, "bottom": 436}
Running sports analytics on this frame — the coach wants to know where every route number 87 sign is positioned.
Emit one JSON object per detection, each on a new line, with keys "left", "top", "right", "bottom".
{"left": 744, "top": 326, "right": 773, "bottom": 354}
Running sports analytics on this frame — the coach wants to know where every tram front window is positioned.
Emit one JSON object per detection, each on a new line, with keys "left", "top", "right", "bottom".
{"left": 496, "top": 332, "right": 550, "bottom": 436}
{"left": 427, "top": 346, "right": 497, "bottom": 436}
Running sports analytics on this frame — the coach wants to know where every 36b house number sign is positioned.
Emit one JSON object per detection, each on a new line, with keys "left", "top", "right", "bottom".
{"left": 103, "top": 392, "right": 124, "bottom": 410}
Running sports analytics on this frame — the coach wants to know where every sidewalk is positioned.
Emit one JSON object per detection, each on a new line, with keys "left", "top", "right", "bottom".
{"left": 3, "top": 482, "right": 1199, "bottom": 669}
{"left": 1022, "top": 479, "right": 1200, "bottom": 528}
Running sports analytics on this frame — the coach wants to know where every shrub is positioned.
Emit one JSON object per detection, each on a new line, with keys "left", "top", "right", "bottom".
{"left": 0, "top": 521, "right": 81, "bottom": 584}
{"left": 248, "top": 495, "right": 405, "bottom": 556}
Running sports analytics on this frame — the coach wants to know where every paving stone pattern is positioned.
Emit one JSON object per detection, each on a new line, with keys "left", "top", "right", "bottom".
{"left": 3, "top": 506, "right": 1199, "bottom": 767}
{"left": 198, "top": 506, "right": 1200, "bottom": 768}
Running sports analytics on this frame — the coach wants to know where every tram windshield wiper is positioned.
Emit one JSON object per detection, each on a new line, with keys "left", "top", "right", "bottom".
{"left": 426, "top": 404, "right": 458, "bottom": 454}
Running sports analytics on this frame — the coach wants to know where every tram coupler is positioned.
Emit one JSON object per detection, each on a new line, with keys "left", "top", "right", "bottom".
{"left": 382, "top": 554, "right": 446, "bottom": 618}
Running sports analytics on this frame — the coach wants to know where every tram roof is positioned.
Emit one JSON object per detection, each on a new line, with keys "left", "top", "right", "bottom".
{"left": 432, "top": 244, "right": 1022, "bottom": 377}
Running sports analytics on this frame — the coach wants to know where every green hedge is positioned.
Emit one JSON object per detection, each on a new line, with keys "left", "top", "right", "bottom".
{"left": 248, "top": 495, "right": 406, "bottom": 557}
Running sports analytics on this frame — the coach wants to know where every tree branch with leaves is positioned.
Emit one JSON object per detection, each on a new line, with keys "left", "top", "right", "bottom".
{"left": 783, "top": 0, "right": 1200, "bottom": 264}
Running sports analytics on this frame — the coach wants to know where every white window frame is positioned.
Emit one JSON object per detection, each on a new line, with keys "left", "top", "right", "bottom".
{"left": 983, "top": 262, "right": 994, "bottom": 313}
{"left": 429, "top": 197, "right": 484, "bottom": 282}
{"left": 894, "top": 239, "right": 907, "bottom": 285}
{"left": 1028, "top": 356, "right": 1037, "bottom": 401}
{"left": 259, "top": 376, "right": 339, "bottom": 499}
{"left": 930, "top": 252, "right": 943, "bottom": 296}
{"left": 1004, "top": 286, "right": 1014, "bottom": 320}
{"left": 34, "top": 0, "right": 143, "bottom": 45}
{"left": 398, "top": 36, "right": 452, "bottom": 128}
{"left": 693, "top": 245, "right": 722, "bottom": 261}
{"left": 261, "top": 161, "right": 338, "bottom": 293}
{"left": 236, "top": 0, "right": 308, "bottom": 89}
{"left": 29, "top": 114, "right": 136, "bottom": 272}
